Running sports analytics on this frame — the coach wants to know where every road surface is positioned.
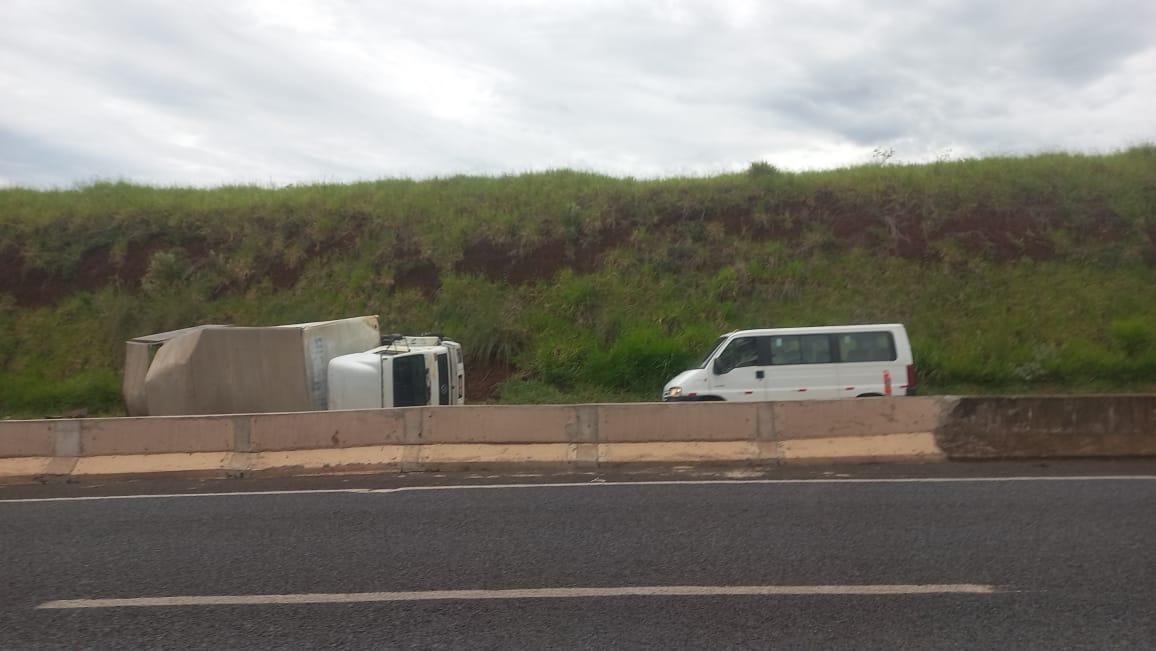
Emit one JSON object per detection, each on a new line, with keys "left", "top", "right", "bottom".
{"left": 2, "top": 461, "right": 1155, "bottom": 648}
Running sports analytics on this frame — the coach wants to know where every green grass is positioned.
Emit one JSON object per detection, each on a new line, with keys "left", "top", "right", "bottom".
{"left": 1, "top": 146, "right": 1154, "bottom": 417}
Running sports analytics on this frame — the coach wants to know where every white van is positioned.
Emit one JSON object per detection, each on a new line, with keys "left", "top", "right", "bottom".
{"left": 662, "top": 324, "right": 916, "bottom": 402}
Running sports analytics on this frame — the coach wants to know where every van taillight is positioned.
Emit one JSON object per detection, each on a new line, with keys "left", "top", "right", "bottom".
{"left": 906, "top": 364, "right": 917, "bottom": 395}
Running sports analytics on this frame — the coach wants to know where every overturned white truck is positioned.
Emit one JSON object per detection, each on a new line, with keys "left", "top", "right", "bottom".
{"left": 123, "top": 316, "right": 465, "bottom": 416}
{"left": 328, "top": 335, "right": 465, "bottom": 410}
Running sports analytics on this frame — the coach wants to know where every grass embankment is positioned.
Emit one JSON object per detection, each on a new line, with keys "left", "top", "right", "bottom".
{"left": 1, "top": 147, "right": 1155, "bottom": 416}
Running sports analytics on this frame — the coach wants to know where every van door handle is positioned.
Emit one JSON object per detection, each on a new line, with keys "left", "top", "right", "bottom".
{"left": 756, "top": 370, "right": 765, "bottom": 379}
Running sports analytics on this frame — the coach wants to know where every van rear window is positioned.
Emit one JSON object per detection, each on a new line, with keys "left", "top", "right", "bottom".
{"left": 837, "top": 332, "right": 897, "bottom": 362}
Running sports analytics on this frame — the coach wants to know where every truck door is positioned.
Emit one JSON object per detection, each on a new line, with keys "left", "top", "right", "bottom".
{"left": 435, "top": 352, "right": 451, "bottom": 406}
{"left": 453, "top": 345, "right": 465, "bottom": 403}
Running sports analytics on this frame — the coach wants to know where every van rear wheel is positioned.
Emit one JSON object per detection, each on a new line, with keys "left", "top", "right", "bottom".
{"left": 856, "top": 393, "right": 884, "bottom": 398}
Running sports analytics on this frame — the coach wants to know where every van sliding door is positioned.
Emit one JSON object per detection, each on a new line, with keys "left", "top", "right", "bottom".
{"left": 764, "top": 334, "right": 841, "bottom": 401}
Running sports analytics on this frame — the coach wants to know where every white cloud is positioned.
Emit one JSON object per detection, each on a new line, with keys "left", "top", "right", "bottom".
{"left": 0, "top": 0, "right": 1153, "bottom": 187}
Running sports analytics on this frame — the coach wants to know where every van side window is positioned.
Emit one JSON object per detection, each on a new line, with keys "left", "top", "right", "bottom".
{"left": 801, "top": 334, "right": 832, "bottom": 363}
{"left": 770, "top": 336, "right": 801, "bottom": 365}
{"left": 715, "top": 336, "right": 761, "bottom": 373}
{"left": 837, "top": 332, "right": 897, "bottom": 362}
{"left": 771, "top": 334, "right": 833, "bottom": 365}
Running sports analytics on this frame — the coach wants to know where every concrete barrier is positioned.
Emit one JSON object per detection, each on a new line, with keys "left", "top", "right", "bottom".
{"left": 0, "top": 421, "right": 54, "bottom": 458}
{"left": 935, "top": 395, "right": 1156, "bottom": 459}
{"left": 247, "top": 409, "right": 408, "bottom": 451}
{"left": 597, "top": 402, "right": 761, "bottom": 442}
{"left": 81, "top": 416, "right": 234, "bottom": 455}
{"left": 423, "top": 405, "right": 579, "bottom": 444}
{"left": 771, "top": 398, "right": 943, "bottom": 440}
{"left": 1, "top": 396, "right": 1153, "bottom": 482}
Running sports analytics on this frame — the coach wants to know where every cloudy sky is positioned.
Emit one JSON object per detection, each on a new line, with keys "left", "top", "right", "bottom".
{"left": 2, "top": 0, "right": 1154, "bottom": 187}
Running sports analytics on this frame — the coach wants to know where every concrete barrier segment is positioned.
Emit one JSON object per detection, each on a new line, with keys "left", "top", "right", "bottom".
{"left": 232, "top": 416, "right": 252, "bottom": 452}
{"left": 81, "top": 416, "right": 233, "bottom": 456}
{"left": 755, "top": 402, "right": 776, "bottom": 441}
{"left": 248, "top": 409, "right": 406, "bottom": 451}
{"left": 597, "top": 402, "right": 758, "bottom": 443}
{"left": 0, "top": 421, "right": 55, "bottom": 458}
{"left": 771, "top": 397, "right": 945, "bottom": 441}
{"left": 570, "top": 406, "right": 599, "bottom": 443}
{"left": 936, "top": 395, "right": 1156, "bottom": 459}
{"left": 421, "top": 405, "right": 577, "bottom": 444}
{"left": 403, "top": 408, "right": 423, "bottom": 443}
{"left": 52, "top": 420, "right": 81, "bottom": 457}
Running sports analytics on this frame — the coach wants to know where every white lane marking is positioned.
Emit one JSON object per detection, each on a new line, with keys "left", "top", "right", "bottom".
{"left": 2, "top": 475, "right": 1155, "bottom": 504}
{"left": 0, "top": 488, "right": 372, "bottom": 503}
{"left": 367, "top": 475, "right": 1156, "bottom": 494}
{"left": 37, "top": 584, "right": 999, "bottom": 609}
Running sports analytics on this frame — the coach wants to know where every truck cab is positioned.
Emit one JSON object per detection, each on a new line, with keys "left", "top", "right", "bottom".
{"left": 327, "top": 336, "right": 465, "bottom": 410}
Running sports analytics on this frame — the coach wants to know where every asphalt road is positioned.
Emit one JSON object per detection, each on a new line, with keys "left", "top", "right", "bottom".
{"left": 2, "top": 462, "right": 1155, "bottom": 649}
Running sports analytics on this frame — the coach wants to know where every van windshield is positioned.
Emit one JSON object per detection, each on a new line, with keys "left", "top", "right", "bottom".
{"left": 697, "top": 337, "right": 727, "bottom": 368}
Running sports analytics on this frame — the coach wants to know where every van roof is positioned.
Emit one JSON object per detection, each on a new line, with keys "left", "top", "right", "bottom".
{"left": 727, "top": 323, "right": 906, "bottom": 337}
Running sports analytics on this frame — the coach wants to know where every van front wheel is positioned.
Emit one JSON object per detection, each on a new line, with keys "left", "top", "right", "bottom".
{"left": 856, "top": 393, "right": 884, "bottom": 398}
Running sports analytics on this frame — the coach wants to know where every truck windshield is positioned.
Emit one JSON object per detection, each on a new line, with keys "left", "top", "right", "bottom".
{"left": 697, "top": 337, "right": 727, "bottom": 368}
{"left": 393, "top": 354, "right": 428, "bottom": 407}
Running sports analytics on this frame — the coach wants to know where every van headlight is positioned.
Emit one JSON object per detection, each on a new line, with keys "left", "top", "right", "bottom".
{"left": 664, "top": 386, "right": 683, "bottom": 398}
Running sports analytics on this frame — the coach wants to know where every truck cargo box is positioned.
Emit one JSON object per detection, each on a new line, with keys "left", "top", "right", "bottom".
{"left": 126, "top": 316, "right": 380, "bottom": 416}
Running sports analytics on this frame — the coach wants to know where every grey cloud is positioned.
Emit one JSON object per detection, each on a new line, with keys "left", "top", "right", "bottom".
{"left": 0, "top": 0, "right": 1153, "bottom": 186}
{"left": 0, "top": 128, "right": 145, "bottom": 187}
{"left": 929, "top": 0, "right": 1154, "bottom": 85}
{"left": 738, "top": 1, "right": 1156, "bottom": 153}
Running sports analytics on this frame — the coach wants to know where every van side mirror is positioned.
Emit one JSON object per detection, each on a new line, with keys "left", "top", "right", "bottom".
{"left": 712, "top": 358, "right": 725, "bottom": 375}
